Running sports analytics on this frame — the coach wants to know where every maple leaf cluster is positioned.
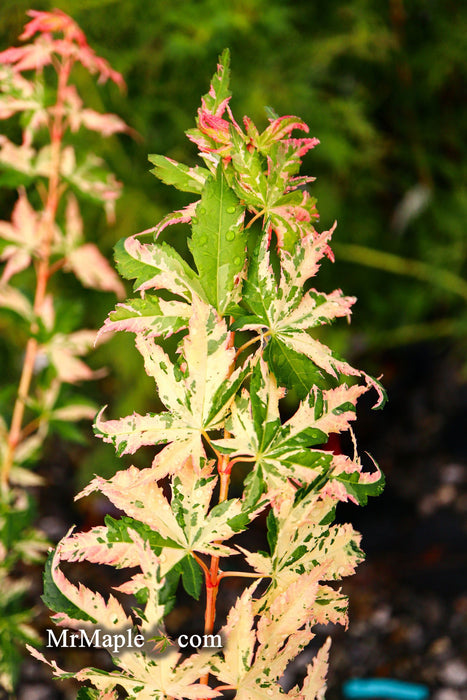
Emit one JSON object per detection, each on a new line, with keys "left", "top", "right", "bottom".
{"left": 37, "top": 50, "right": 385, "bottom": 699}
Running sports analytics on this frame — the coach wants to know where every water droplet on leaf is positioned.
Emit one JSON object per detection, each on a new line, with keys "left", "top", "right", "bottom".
{"left": 225, "top": 230, "right": 235, "bottom": 241}
{"left": 198, "top": 235, "right": 207, "bottom": 245}
{"left": 226, "top": 205, "right": 236, "bottom": 214}
{"left": 234, "top": 256, "right": 241, "bottom": 265}
{"left": 199, "top": 207, "right": 206, "bottom": 214}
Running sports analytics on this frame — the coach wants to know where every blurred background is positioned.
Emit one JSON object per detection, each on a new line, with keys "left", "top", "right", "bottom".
{"left": 0, "top": 0, "right": 465, "bottom": 698}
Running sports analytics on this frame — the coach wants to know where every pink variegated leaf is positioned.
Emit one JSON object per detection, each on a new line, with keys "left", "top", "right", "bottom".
{"left": 58, "top": 526, "right": 141, "bottom": 569}
{"left": 77, "top": 466, "right": 186, "bottom": 546}
{"left": 323, "top": 452, "right": 385, "bottom": 506}
{"left": 43, "top": 329, "right": 105, "bottom": 383}
{"left": 284, "top": 137, "right": 320, "bottom": 158}
{"left": 50, "top": 529, "right": 132, "bottom": 630}
{"left": 30, "top": 633, "right": 219, "bottom": 699}
{"left": 186, "top": 49, "right": 235, "bottom": 160}
{"left": 256, "top": 115, "right": 310, "bottom": 150}
{"left": 171, "top": 466, "right": 265, "bottom": 557}
{"left": 151, "top": 200, "right": 199, "bottom": 239}
{"left": 12, "top": 10, "right": 125, "bottom": 88}
{"left": 214, "top": 583, "right": 258, "bottom": 686}
{"left": 76, "top": 464, "right": 244, "bottom": 565}
{"left": 52, "top": 403, "right": 96, "bottom": 422}
{"left": 285, "top": 333, "right": 385, "bottom": 408}
{"left": 78, "top": 109, "right": 129, "bottom": 136}
{"left": 59, "top": 192, "right": 82, "bottom": 251}
{"left": 0, "top": 189, "right": 42, "bottom": 283}
{"left": 66, "top": 243, "right": 125, "bottom": 297}
{"left": 214, "top": 361, "right": 365, "bottom": 495}
{"left": 20, "top": 10, "right": 86, "bottom": 43}
{"left": 214, "top": 573, "right": 321, "bottom": 699}
{"left": 59, "top": 147, "right": 122, "bottom": 221}
{"left": 0, "top": 39, "right": 56, "bottom": 73}
{"left": 0, "top": 135, "right": 36, "bottom": 176}
{"left": 265, "top": 191, "right": 318, "bottom": 250}
{"left": 74, "top": 649, "right": 220, "bottom": 699}
{"left": 0, "top": 246, "right": 31, "bottom": 284}
{"left": 239, "top": 227, "right": 385, "bottom": 405}
{"left": 0, "top": 284, "right": 33, "bottom": 320}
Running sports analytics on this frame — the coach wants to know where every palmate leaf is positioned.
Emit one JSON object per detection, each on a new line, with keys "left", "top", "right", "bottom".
{"left": 238, "top": 230, "right": 385, "bottom": 405}
{"left": 238, "top": 492, "right": 362, "bottom": 622}
{"left": 0, "top": 189, "right": 41, "bottom": 284}
{"left": 213, "top": 361, "right": 366, "bottom": 497}
{"left": 76, "top": 463, "right": 258, "bottom": 577}
{"left": 95, "top": 297, "right": 249, "bottom": 475}
{"left": 189, "top": 166, "right": 246, "bottom": 313}
{"left": 43, "top": 533, "right": 132, "bottom": 631}
{"left": 229, "top": 132, "right": 319, "bottom": 251}
{"left": 212, "top": 576, "right": 330, "bottom": 699}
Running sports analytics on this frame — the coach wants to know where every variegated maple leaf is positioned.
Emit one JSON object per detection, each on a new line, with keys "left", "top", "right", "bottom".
{"left": 40, "top": 329, "right": 105, "bottom": 384}
{"left": 75, "top": 461, "right": 260, "bottom": 575}
{"left": 46, "top": 528, "right": 132, "bottom": 631}
{"left": 95, "top": 297, "right": 249, "bottom": 475}
{"left": 0, "top": 188, "right": 43, "bottom": 283}
{"left": 214, "top": 360, "right": 368, "bottom": 496}
{"left": 114, "top": 233, "right": 204, "bottom": 301}
{"left": 228, "top": 126, "right": 319, "bottom": 251}
{"left": 236, "top": 229, "right": 385, "bottom": 404}
{"left": 237, "top": 490, "right": 362, "bottom": 620}
{"left": 36, "top": 531, "right": 219, "bottom": 699}
{"left": 59, "top": 195, "right": 124, "bottom": 296}
{"left": 214, "top": 361, "right": 383, "bottom": 505}
{"left": 0, "top": 10, "right": 125, "bottom": 88}
{"left": 31, "top": 644, "right": 220, "bottom": 700}
{"left": 212, "top": 577, "right": 330, "bottom": 699}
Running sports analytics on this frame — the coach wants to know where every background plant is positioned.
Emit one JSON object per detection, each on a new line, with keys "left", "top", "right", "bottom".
{"left": 35, "top": 50, "right": 385, "bottom": 699}
{"left": 0, "top": 10, "right": 127, "bottom": 692}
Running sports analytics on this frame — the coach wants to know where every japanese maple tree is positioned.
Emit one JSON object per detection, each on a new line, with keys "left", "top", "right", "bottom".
{"left": 36, "top": 50, "right": 385, "bottom": 699}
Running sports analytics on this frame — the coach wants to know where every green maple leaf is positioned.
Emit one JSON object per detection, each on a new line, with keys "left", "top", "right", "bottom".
{"left": 189, "top": 165, "right": 246, "bottom": 313}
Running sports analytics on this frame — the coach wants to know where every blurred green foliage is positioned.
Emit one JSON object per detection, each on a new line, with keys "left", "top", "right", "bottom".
{"left": 1, "top": 0, "right": 465, "bottom": 482}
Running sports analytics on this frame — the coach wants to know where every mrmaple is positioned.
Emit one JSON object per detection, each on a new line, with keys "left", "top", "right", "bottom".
{"left": 35, "top": 50, "right": 385, "bottom": 699}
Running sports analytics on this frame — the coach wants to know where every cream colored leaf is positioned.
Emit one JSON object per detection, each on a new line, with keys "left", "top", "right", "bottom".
{"left": 67, "top": 243, "right": 125, "bottom": 298}
{"left": 96, "top": 297, "right": 248, "bottom": 475}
